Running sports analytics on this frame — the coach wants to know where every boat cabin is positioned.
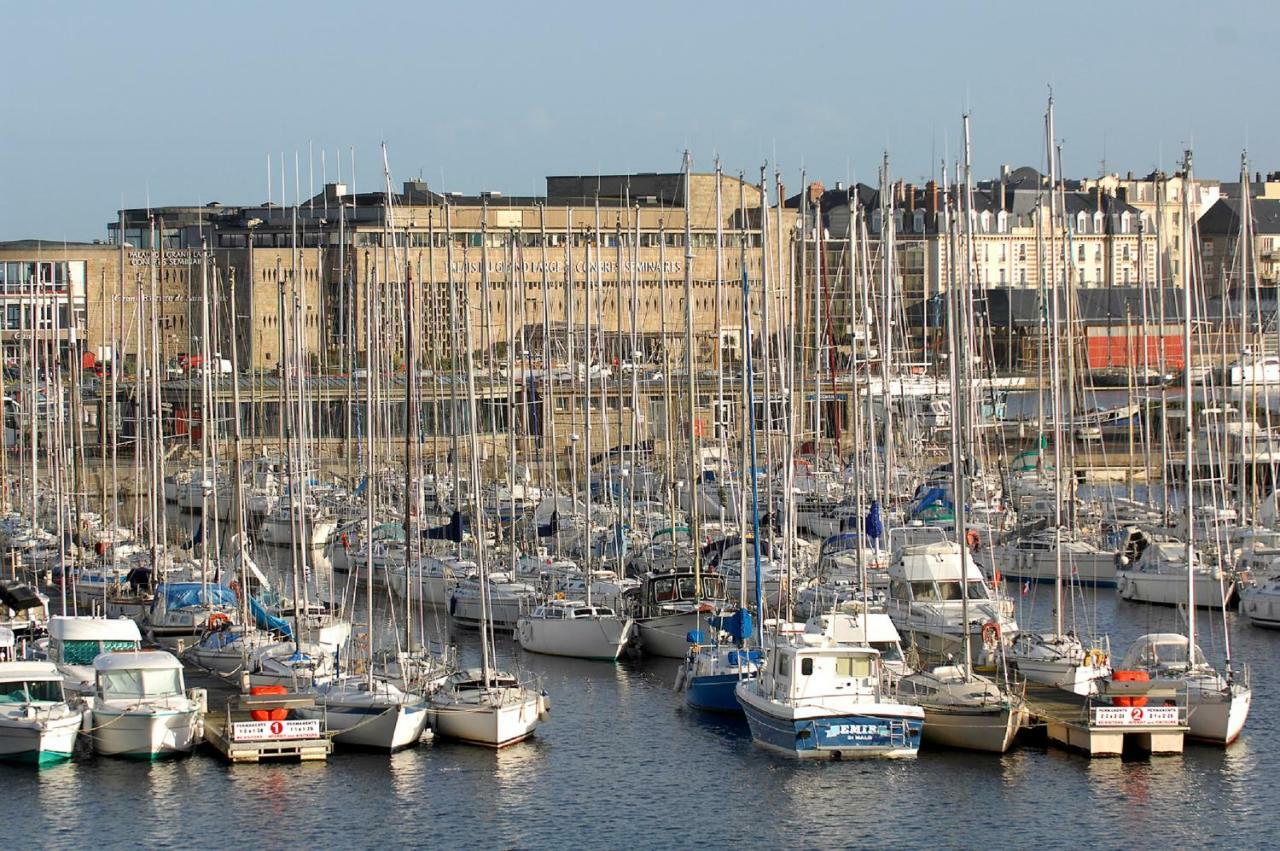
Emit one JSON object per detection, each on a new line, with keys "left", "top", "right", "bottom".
{"left": 0, "top": 660, "right": 66, "bottom": 705}
{"left": 527, "top": 600, "right": 617, "bottom": 620}
{"left": 635, "top": 571, "right": 727, "bottom": 618}
{"left": 759, "top": 637, "right": 885, "bottom": 703}
{"left": 888, "top": 542, "right": 992, "bottom": 604}
{"left": 93, "top": 651, "right": 187, "bottom": 703}
{"left": 46, "top": 616, "right": 142, "bottom": 667}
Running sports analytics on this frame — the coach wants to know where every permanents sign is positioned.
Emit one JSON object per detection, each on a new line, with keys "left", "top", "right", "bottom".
{"left": 232, "top": 719, "right": 322, "bottom": 741}
{"left": 1091, "top": 706, "right": 1180, "bottom": 727}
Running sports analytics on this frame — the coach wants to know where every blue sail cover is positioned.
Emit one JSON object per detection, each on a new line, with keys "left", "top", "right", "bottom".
{"left": 910, "top": 486, "right": 953, "bottom": 518}
{"left": 864, "top": 500, "right": 884, "bottom": 544}
{"left": 709, "top": 610, "right": 753, "bottom": 644}
{"left": 157, "top": 583, "right": 237, "bottom": 609}
{"left": 249, "top": 596, "right": 293, "bottom": 639}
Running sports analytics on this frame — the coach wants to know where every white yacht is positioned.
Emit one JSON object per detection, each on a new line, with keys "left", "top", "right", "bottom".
{"left": 515, "top": 600, "right": 633, "bottom": 661}
{"left": 804, "top": 606, "right": 910, "bottom": 675}
{"left": 1116, "top": 542, "right": 1235, "bottom": 609}
{"left": 88, "top": 651, "right": 203, "bottom": 759}
{"left": 429, "top": 668, "right": 548, "bottom": 748}
{"left": 1115, "top": 633, "right": 1251, "bottom": 746}
{"left": 981, "top": 528, "right": 1119, "bottom": 587}
{"left": 39, "top": 616, "right": 143, "bottom": 696}
{"left": 143, "top": 582, "right": 239, "bottom": 644}
{"left": 1240, "top": 571, "right": 1280, "bottom": 628}
{"left": 735, "top": 635, "right": 924, "bottom": 759}
{"left": 885, "top": 541, "right": 1018, "bottom": 667}
{"left": 0, "top": 638, "right": 82, "bottom": 765}
{"left": 447, "top": 572, "right": 538, "bottom": 631}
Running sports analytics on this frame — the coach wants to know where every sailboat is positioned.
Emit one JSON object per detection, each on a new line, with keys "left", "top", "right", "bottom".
{"left": 429, "top": 200, "right": 547, "bottom": 747}
{"left": 898, "top": 138, "right": 1028, "bottom": 753}
{"left": 516, "top": 207, "right": 634, "bottom": 661}
{"left": 1112, "top": 151, "right": 1252, "bottom": 747}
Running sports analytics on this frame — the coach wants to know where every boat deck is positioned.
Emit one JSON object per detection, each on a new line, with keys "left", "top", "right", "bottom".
{"left": 1023, "top": 682, "right": 1188, "bottom": 757}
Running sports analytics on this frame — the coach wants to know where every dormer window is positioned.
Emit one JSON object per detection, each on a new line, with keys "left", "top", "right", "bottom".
{"left": 913, "top": 211, "right": 924, "bottom": 233}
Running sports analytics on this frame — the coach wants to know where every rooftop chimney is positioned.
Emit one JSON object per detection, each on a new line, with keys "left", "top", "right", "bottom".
{"left": 927, "top": 180, "right": 939, "bottom": 215}
{"left": 808, "top": 181, "right": 824, "bottom": 205}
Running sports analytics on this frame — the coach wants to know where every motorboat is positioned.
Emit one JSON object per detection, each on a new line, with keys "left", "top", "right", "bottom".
{"left": 515, "top": 600, "right": 633, "bottom": 661}
{"left": 0, "top": 633, "right": 81, "bottom": 766}
{"left": 38, "top": 616, "right": 142, "bottom": 696}
{"left": 735, "top": 634, "right": 923, "bottom": 759}
{"left": 87, "top": 651, "right": 203, "bottom": 759}
{"left": 885, "top": 541, "right": 1018, "bottom": 667}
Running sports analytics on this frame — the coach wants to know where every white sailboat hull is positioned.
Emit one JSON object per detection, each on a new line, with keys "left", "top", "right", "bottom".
{"left": 515, "top": 616, "right": 632, "bottom": 661}
{"left": 636, "top": 612, "right": 705, "bottom": 659}
{"left": 430, "top": 691, "right": 543, "bottom": 748}
{"left": 919, "top": 702, "right": 1026, "bottom": 753}
{"left": 1187, "top": 684, "right": 1251, "bottom": 745}
{"left": 1012, "top": 658, "right": 1108, "bottom": 696}
{"left": 1117, "top": 572, "right": 1233, "bottom": 608}
{"left": 301, "top": 701, "right": 430, "bottom": 751}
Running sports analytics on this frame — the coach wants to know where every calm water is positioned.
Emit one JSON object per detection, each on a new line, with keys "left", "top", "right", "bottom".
{"left": 9, "top": 597, "right": 1272, "bottom": 848}
{"left": 8, "top": 517, "right": 1275, "bottom": 849}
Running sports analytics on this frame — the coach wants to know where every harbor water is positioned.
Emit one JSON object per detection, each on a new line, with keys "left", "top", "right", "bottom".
{"left": 5, "top": 584, "right": 1272, "bottom": 848}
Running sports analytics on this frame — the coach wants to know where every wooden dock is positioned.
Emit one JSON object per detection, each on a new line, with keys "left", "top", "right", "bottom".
{"left": 203, "top": 693, "right": 332, "bottom": 764}
{"left": 1024, "top": 681, "right": 1189, "bottom": 758}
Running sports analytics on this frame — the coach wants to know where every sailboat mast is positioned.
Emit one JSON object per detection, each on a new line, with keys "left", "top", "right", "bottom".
{"left": 681, "top": 152, "right": 701, "bottom": 590}
{"left": 1181, "top": 149, "right": 1197, "bottom": 656}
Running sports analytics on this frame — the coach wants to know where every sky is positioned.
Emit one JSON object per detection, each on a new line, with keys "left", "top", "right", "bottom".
{"left": 3, "top": 0, "right": 1275, "bottom": 241}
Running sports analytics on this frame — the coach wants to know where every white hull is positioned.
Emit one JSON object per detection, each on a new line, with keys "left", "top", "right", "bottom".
{"left": 388, "top": 571, "right": 452, "bottom": 607}
{"left": 91, "top": 708, "right": 200, "bottom": 758}
{"left": 919, "top": 703, "right": 1026, "bottom": 753}
{"left": 1012, "top": 658, "right": 1108, "bottom": 696}
{"left": 1240, "top": 589, "right": 1280, "bottom": 628}
{"left": 300, "top": 700, "right": 430, "bottom": 751}
{"left": 516, "top": 616, "right": 632, "bottom": 661}
{"left": 635, "top": 612, "right": 705, "bottom": 659}
{"left": 1187, "top": 685, "right": 1251, "bottom": 745}
{"left": 1117, "top": 572, "right": 1233, "bottom": 608}
{"left": 448, "top": 595, "right": 529, "bottom": 631}
{"left": 0, "top": 714, "right": 80, "bottom": 764}
{"left": 430, "top": 692, "right": 543, "bottom": 748}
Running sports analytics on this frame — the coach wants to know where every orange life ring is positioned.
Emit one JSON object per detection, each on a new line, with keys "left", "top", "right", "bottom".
{"left": 965, "top": 529, "right": 981, "bottom": 552}
{"left": 206, "top": 612, "right": 231, "bottom": 631}
{"left": 980, "top": 620, "right": 1001, "bottom": 645}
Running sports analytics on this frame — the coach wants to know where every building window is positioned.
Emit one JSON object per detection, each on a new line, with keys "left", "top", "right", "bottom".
{"left": 1077, "top": 245, "right": 1085, "bottom": 261}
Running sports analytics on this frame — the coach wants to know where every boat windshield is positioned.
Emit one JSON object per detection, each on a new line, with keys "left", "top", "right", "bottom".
{"left": 99, "top": 669, "right": 184, "bottom": 700}
{"left": 61, "top": 639, "right": 140, "bottom": 666}
{"left": 872, "top": 641, "right": 904, "bottom": 663}
{"left": 0, "top": 679, "right": 63, "bottom": 703}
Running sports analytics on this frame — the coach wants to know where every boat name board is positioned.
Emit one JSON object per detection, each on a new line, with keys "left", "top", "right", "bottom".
{"left": 232, "top": 719, "right": 322, "bottom": 741}
{"left": 1091, "top": 706, "right": 1179, "bottom": 727}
